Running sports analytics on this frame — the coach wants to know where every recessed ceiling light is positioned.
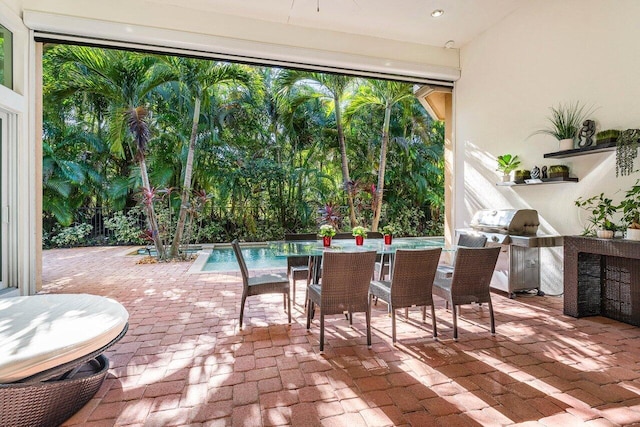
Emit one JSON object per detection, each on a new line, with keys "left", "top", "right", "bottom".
{"left": 431, "top": 9, "right": 444, "bottom": 18}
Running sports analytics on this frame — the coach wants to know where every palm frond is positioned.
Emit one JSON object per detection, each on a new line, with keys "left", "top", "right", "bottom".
{"left": 124, "top": 106, "right": 151, "bottom": 160}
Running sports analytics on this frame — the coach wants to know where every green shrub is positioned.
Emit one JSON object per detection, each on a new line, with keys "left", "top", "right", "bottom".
{"left": 384, "top": 207, "right": 427, "bottom": 237}
{"left": 104, "top": 207, "right": 146, "bottom": 244}
{"left": 194, "top": 222, "right": 226, "bottom": 243}
{"left": 50, "top": 223, "right": 93, "bottom": 247}
{"left": 243, "top": 223, "right": 285, "bottom": 242}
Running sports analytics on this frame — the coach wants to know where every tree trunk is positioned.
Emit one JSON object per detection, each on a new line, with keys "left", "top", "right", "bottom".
{"left": 170, "top": 97, "right": 201, "bottom": 258}
{"left": 334, "top": 96, "right": 357, "bottom": 227}
{"left": 139, "top": 157, "right": 165, "bottom": 259}
{"left": 371, "top": 104, "right": 392, "bottom": 231}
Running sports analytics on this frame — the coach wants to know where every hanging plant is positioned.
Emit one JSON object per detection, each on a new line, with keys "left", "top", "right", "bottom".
{"left": 616, "top": 129, "right": 640, "bottom": 177}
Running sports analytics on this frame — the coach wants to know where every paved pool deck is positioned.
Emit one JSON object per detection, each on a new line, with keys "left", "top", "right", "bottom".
{"left": 40, "top": 245, "right": 640, "bottom": 426}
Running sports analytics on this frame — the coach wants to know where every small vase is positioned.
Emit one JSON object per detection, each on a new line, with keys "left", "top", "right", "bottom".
{"left": 558, "top": 138, "right": 574, "bottom": 151}
{"left": 323, "top": 236, "right": 332, "bottom": 247}
{"left": 384, "top": 234, "right": 392, "bottom": 245}
{"left": 596, "top": 230, "right": 614, "bottom": 239}
{"left": 355, "top": 235, "right": 364, "bottom": 246}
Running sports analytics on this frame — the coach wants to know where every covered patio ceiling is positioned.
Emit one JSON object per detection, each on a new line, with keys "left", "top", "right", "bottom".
{"left": 144, "top": 0, "right": 529, "bottom": 49}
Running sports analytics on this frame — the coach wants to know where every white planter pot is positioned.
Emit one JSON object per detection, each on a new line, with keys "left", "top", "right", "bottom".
{"left": 626, "top": 228, "right": 640, "bottom": 241}
{"left": 501, "top": 174, "right": 511, "bottom": 182}
{"left": 596, "top": 230, "right": 614, "bottom": 239}
{"left": 559, "top": 138, "right": 574, "bottom": 151}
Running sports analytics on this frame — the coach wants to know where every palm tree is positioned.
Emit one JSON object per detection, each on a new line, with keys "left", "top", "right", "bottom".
{"left": 51, "top": 47, "right": 171, "bottom": 156}
{"left": 42, "top": 110, "right": 109, "bottom": 226}
{"left": 43, "top": 140, "right": 91, "bottom": 226}
{"left": 160, "top": 57, "right": 257, "bottom": 258}
{"left": 48, "top": 46, "right": 174, "bottom": 254}
{"left": 277, "top": 71, "right": 358, "bottom": 227}
{"left": 347, "top": 80, "right": 413, "bottom": 231}
{"left": 278, "top": 86, "right": 334, "bottom": 229}
{"left": 124, "top": 106, "right": 165, "bottom": 258}
{"left": 49, "top": 46, "right": 173, "bottom": 205}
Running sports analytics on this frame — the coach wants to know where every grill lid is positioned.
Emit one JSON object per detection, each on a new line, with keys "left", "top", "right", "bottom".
{"left": 470, "top": 209, "right": 539, "bottom": 235}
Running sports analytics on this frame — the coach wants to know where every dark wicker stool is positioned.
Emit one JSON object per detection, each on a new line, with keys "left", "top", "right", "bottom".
{"left": 0, "top": 354, "right": 109, "bottom": 427}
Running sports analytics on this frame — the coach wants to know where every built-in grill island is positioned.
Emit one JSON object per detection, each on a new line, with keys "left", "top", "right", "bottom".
{"left": 456, "top": 209, "right": 563, "bottom": 298}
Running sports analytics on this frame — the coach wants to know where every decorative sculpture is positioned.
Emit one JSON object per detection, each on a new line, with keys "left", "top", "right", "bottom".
{"left": 541, "top": 166, "right": 548, "bottom": 179}
{"left": 578, "top": 119, "right": 596, "bottom": 148}
{"left": 530, "top": 166, "right": 541, "bottom": 179}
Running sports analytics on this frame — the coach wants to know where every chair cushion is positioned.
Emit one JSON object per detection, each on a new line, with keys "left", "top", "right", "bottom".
{"left": 0, "top": 294, "right": 129, "bottom": 383}
{"left": 247, "top": 273, "right": 290, "bottom": 297}
{"left": 369, "top": 280, "right": 391, "bottom": 301}
{"left": 290, "top": 265, "right": 309, "bottom": 281}
{"left": 307, "top": 283, "right": 322, "bottom": 304}
{"left": 435, "top": 265, "right": 454, "bottom": 279}
{"left": 248, "top": 273, "right": 289, "bottom": 286}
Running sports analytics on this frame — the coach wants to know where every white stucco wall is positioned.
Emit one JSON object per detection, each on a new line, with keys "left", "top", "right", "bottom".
{"left": 0, "top": 1, "right": 36, "bottom": 295}
{"left": 455, "top": 0, "right": 640, "bottom": 294}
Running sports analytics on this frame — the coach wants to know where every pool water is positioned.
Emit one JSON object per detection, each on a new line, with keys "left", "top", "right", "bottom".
{"left": 201, "top": 247, "right": 287, "bottom": 272}
{"left": 200, "top": 237, "right": 444, "bottom": 272}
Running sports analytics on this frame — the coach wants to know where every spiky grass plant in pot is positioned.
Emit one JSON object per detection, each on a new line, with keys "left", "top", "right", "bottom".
{"left": 532, "top": 102, "right": 595, "bottom": 151}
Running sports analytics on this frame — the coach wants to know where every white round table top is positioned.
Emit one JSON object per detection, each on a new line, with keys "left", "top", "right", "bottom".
{"left": 0, "top": 293, "right": 128, "bottom": 383}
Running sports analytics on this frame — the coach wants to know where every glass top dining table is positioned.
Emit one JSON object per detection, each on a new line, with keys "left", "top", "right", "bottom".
{"left": 269, "top": 236, "right": 447, "bottom": 257}
{"left": 270, "top": 236, "right": 448, "bottom": 282}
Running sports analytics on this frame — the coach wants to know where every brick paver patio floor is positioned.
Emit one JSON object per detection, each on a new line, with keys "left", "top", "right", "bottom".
{"left": 41, "top": 246, "right": 640, "bottom": 426}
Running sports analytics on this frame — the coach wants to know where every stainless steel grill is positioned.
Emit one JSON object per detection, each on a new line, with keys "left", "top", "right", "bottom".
{"left": 457, "top": 209, "right": 563, "bottom": 298}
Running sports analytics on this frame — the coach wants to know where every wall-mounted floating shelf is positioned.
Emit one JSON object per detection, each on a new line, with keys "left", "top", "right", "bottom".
{"left": 543, "top": 141, "right": 616, "bottom": 159}
{"left": 496, "top": 176, "right": 579, "bottom": 186}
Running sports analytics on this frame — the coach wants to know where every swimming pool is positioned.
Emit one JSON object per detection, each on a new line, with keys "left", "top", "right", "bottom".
{"left": 193, "top": 237, "right": 445, "bottom": 273}
{"left": 199, "top": 246, "right": 287, "bottom": 272}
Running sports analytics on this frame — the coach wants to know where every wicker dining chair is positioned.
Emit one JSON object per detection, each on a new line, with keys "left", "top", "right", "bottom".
{"left": 306, "top": 251, "right": 377, "bottom": 352}
{"left": 285, "top": 233, "right": 317, "bottom": 304}
{"left": 355, "top": 231, "right": 390, "bottom": 280}
{"left": 432, "top": 246, "right": 501, "bottom": 340}
{"left": 231, "top": 239, "right": 291, "bottom": 329}
{"left": 369, "top": 248, "right": 442, "bottom": 343}
{"left": 436, "top": 233, "right": 488, "bottom": 279}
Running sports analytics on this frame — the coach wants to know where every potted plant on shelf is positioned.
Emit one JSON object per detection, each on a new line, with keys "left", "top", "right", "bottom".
{"left": 496, "top": 154, "right": 521, "bottom": 182}
{"left": 532, "top": 101, "right": 595, "bottom": 151}
{"left": 318, "top": 224, "right": 336, "bottom": 247}
{"left": 548, "top": 164, "right": 570, "bottom": 179}
{"left": 620, "top": 180, "right": 640, "bottom": 241}
{"left": 512, "top": 169, "right": 531, "bottom": 183}
{"left": 381, "top": 225, "right": 396, "bottom": 245}
{"left": 596, "top": 129, "right": 620, "bottom": 146}
{"left": 575, "top": 193, "right": 619, "bottom": 239}
{"left": 351, "top": 226, "right": 368, "bottom": 246}
{"left": 615, "top": 129, "right": 640, "bottom": 177}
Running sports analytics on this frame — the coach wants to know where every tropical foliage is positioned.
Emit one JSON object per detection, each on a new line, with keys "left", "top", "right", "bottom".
{"left": 42, "top": 44, "right": 445, "bottom": 254}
